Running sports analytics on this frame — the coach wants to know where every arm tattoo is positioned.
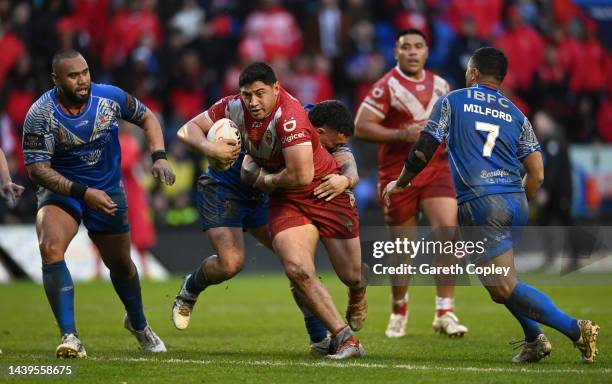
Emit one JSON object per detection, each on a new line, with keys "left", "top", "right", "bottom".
{"left": 332, "top": 151, "right": 359, "bottom": 188}
{"left": 27, "top": 162, "right": 74, "bottom": 196}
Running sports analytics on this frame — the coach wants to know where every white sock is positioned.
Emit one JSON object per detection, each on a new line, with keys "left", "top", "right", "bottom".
{"left": 435, "top": 296, "right": 454, "bottom": 312}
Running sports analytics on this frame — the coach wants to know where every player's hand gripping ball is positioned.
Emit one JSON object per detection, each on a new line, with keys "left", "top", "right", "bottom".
{"left": 206, "top": 118, "right": 242, "bottom": 171}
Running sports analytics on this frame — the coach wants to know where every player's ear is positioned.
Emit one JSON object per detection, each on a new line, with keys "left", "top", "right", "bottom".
{"left": 472, "top": 67, "right": 480, "bottom": 83}
{"left": 316, "top": 127, "right": 326, "bottom": 135}
{"left": 273, "top": 82, "right": 279, "bottom": 96}
{"left": 51, "top": 72, "right": 58, "bottom": 86}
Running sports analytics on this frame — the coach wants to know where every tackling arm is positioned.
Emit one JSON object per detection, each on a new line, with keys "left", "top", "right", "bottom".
{"left": 332, "top": 150, "right": 359, "bottom": 188}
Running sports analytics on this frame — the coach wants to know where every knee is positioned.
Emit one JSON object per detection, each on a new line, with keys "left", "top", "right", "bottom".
{"left": 338, "top": 266, "right": 366, "bottom": 289}
{"left": 284, "top": 261, "right": 313, "bottom": 287}
{"left": 218, "top": 252, "right": 244, "bottom": 279}
{"left": 39, "top": 239, "right": 64, "bottom": 263}
{"left": 487, "top": 284, "right": 514, "bottom": 304}
{"left": 108, "top": 260, "right": 136, "bottom": 279}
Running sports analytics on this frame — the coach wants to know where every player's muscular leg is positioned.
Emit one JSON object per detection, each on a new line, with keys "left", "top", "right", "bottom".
{"left": 420, "top": 197, "right": 459, "bottom": 295}
{"left": 478, "top": 249, "right": 519, "bottom": 304}
{"left": 37, "top": 206, "right": 79, "bottom": 264}
{"left": 321, "top": 237, "right": 366, "bottom": 290}
{"left": 274, "top": 224, "right": 345, "bottom": 332}
{"left": 202, "top": 227, "right": 246, "bottom": 283}
{"left": 389, "top": 216, "right": 417, "bottom": 301}
{"left": 89, "top": 232, "right": 135, "bottom": 278}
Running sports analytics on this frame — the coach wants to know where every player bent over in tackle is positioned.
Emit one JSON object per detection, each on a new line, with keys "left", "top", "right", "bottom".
{"left": 355, "top": 28, "right": 467, "bottom": 338}
{"left": 172, "top": 97, "right": 366, "bottom": 356}
{"left": 22, "top": 50, "right": 175, "bottom": 358}
{"left": 384, "top": 47, "right": 599, "bottom": 363}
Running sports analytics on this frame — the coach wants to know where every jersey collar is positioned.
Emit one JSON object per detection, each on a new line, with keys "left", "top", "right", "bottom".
{"left": 52, "top": 86, "right": 93, "bottom": 120}
{"left": 473, "top": 83, "right": 500, "bottom": 92}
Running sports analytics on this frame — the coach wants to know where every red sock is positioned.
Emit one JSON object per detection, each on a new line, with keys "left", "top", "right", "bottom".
{"left": 436, "top": 308, "right": 453, "bottom": 317}
{"left": 332, "top": 325, "right": 349, "bottom": 338}
{"left": 393, "top": 302, "right": 407, "bottom": 316}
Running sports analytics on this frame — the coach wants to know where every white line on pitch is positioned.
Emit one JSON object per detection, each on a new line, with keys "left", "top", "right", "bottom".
{"left": 92, "top": 356, "right": 610, "bottom": 374}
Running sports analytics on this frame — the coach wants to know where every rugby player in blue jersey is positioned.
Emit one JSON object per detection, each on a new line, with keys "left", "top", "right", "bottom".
{"left": 383, "top": 47, "right": 599, "bottom": 363}
{"left": 172, "top": 100, "right": 364, "bottom": 355}
{"left": 22, "top": 50, "right": 176, "bottom": 358}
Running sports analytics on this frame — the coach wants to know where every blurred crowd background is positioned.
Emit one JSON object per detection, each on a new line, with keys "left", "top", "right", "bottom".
{"left": 0, "top": 0, "right": 611, "bottom": 239}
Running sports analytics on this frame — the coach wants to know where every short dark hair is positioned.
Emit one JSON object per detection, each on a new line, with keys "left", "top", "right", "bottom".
{"left": 470, "top": 47, "right": 508, "bottom": 82}
{"left": 308, "top": 100, "right": 354, "bottom": 136}
{"left": 396, "top": 28, "right": 427, "bottom": 43}
{"left": 52, "top": 49, "right": 83, "bottom": 72}
{"left": 238, "top": 62, "right": 277, "bottom": 87}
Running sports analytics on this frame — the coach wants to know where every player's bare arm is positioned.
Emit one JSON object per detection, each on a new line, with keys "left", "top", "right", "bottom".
{"left": 0, "top": 149, "right": 24, "bottom": 205}
{"left": 240, "top": 153, "right": 261, "bottom": 186}
{"left": 27, "top": 161, "right": 117, "bottom": 215}
{"left": 521, "top": 150, "right": 544, "bottom": 201}
{"left": 314, "top": 150, "right": 359, "bottom": 201}
{"left": 139, "top": 108, "right": 176, "bottom": 186}
{"left": 355, "top": 106, "right": 414, "bottom": 143}
{"left": 177, "top": 111, "right": 240, "bottom": 166}
{"left": 255, "top": 144, "right": 314, "bottom": 192}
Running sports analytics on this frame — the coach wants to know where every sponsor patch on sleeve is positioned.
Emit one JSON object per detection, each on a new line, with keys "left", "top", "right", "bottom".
{"left": 23, "top": 133, "right": 46, "bottom": 150}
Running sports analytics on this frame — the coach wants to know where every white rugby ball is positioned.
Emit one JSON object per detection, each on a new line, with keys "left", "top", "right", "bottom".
{"left": 206, "top": 118, "right": 241, "bottom": 171}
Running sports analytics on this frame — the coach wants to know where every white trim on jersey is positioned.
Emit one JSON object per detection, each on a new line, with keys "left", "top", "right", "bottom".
{"left": 202, "top": 111, "right": 214, "bottom": 126}
{"left": 359, "top": 102, "right": 386, "bottom": 119}
{"left": 388, "top": 74, "right": 448, "bottom": 121}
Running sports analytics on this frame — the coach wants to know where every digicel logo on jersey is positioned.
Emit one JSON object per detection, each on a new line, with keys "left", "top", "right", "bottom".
{"left": 281, "top": 131, "right": 306, "bottom": 144}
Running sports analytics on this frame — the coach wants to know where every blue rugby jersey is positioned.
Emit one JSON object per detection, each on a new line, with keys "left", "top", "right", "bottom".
{"left": 23, "top": 83, "right": 147, "bottom": 191}
{"left": 424, "top": 83, "right": 541, "bottom": 203}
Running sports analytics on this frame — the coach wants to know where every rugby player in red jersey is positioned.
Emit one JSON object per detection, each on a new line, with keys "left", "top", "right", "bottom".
{"left": 355, "top": 29, "right": 468, "bottom": 338}
{"left": 177, "top": 63, "right": 366, "bottom": 359}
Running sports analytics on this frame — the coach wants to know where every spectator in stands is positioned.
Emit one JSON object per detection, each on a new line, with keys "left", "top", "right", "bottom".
{"left": 445, "top": 16, "right": 485, "bottom": 88}
{"left": 494, "top": 5, "right": 544, "bottom": 95}
{"left": 239, "top": 0, "right": 302, "bottom": 62}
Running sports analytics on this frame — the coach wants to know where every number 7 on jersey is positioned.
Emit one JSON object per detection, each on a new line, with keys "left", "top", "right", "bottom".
{"left": 475, "top": 121, "right": 499, "bottom": 157}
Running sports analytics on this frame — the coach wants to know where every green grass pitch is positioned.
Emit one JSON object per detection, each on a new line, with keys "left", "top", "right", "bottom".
{"left": 0, "top": 273, "right": 609, "bottom": 383}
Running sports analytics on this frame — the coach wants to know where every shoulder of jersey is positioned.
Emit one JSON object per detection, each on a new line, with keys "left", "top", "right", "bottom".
{"left": 29, "top": 89, "right": 55, "bottom": 115}
{"left": 91, "top": 83, "right": 125, "bottom": 101}
{"left": 445, "top": 87, "right": 467, "bottom": 99}
{"left": 279, "top": 90, "right": 308, "bottom": 118}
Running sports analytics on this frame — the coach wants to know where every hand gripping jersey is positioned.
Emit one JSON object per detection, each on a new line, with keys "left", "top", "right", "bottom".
{"left": 203, "top": 87, "right": 340, "bottom": 197}
{"left": 424, "top": 83, "right": 541, "bottom": 203}
{"left": 22, "top": 83, "right": 147, "bottom": 191}
{"left": 359, "top": 66, "right": 451, "bottom": 186}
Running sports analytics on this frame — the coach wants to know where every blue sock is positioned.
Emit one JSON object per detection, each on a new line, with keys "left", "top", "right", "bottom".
{"left": 506, "top": 282, "right": 580, "bottom": 341}
{"left": 291, "top": 287, "right": 327, "bottom": 343}
{"left": 185, "top": 265, "right": 209, "bottom": 296}
{"left": 110, "top": 270, "right": 147, "bottom": 331}
{"left": 42, "top": 261, "right": 76, "bottom": 335}
{"left": 504, "top": 304, "right": 542, "bottom": 342}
